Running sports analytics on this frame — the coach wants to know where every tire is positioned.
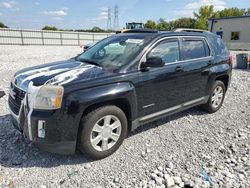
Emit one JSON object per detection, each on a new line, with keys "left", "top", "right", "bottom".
{"left": 78, "top": 105, "right": 128, "bottom": 160}
{"left": 201, "top": 80, "right": 226, "bottom": 113}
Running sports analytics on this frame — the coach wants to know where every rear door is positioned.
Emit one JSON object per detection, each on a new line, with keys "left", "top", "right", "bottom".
{"left": 179, "top": 36, "right": 213, "bottom": 102}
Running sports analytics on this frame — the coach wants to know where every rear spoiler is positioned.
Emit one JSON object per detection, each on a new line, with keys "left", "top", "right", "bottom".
{"left": 0, "top": 88, "right": 5, "bottom": 98}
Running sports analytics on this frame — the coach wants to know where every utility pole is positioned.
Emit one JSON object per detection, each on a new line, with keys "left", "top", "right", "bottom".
{"left": 113, "top": 5, "right": 119, "bottom": 31}
{"left": 107, "top": 7, "right": 112, "bottom": 31}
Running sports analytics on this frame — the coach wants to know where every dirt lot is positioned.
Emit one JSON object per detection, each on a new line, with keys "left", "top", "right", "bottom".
{"left": 0, "top": 46, "right": 249, "bottom": 188}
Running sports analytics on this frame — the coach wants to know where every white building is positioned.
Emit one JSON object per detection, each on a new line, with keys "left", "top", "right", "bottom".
{"left": 208, "top": 16, "right": 250, "bottom": 50}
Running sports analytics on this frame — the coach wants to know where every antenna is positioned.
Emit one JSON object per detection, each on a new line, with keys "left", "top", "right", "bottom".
{"left": 107, "top": 7, "right": 112, "bottom": 31}
{"left": 113, "top": 5, "right": 119, "bottom": 31}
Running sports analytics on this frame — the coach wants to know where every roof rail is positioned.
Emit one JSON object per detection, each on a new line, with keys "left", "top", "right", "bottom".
{"left": 123, "top": 29, "right": 159, "bottom": 33}
{"left": 173, "top": 28, "right": 209, "bottom": 33}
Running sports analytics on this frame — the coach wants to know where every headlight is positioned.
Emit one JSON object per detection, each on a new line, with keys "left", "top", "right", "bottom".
{"left": 34, "top": 85, "right": 64, "bottom": 110}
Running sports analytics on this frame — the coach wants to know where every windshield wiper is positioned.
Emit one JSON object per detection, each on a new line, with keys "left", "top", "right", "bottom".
{"left": 78, "top": 58, "right": 102, "bottom": 67}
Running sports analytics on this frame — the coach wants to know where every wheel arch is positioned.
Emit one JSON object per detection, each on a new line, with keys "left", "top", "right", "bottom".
{"left": 80, "top": 98, "right": 133, "bottom": 132}
{"left": 215, "top": 74, "right": 229, "bottom": 91}
{"left": 65, "top": 82, "right": 138, "bottom": 153}
{"left": 69, "top": 82, "right": 137, "bottom": 141}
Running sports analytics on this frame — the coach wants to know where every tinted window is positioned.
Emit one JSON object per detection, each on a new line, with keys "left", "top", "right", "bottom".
{"left": 147, "top": 41, "right": 180, "bottom": 64}
{"left": 208, "top": 36, "right": 228, "bottom": 56}
{"left": 216, "top": 37, "right": 228, "bottom": 55}
{"left": 181, "top": 40, "right": 209, "bottom": 60}
{"left": 231, "top": 32, "right": 240, "bottom": 40}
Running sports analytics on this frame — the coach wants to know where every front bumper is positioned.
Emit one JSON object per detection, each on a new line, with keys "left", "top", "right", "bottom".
{"left": 9, "top": 103, "right": 77, "bottom": 155}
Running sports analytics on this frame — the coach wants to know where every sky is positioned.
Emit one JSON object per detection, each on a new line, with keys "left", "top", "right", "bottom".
{"left": 0, "top": 0, "right": 249, "bottom": 30}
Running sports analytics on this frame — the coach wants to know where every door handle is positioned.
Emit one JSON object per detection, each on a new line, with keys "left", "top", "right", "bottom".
{"left": 175, "top": 66, "right": 183, "bottom": 72}
{"left": 207, "top": 60, "right": 212, "bottom": 65}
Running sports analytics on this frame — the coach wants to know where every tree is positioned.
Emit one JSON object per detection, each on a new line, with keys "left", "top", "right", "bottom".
{"left": 194, "top": 5, "right": 215, "bottom": 30}
{"left": 244, "top": 8, "right": 250, "bottom": 15}
{"left": 173, "top": 17, "right": 196, "bottom": 29}
{"left": 216, "top": 7, "right": 245, "bottom": 17}
{"left": 157, "top": 18, "right": 169, "bottom": 30}
{"left": 91, "top": 26, "right": 104, "bottom": 32}
{"left": 42, "top": 26, "right": 58, "bottom": 31}
{"left": 145, "top": 20, "right": 157, "bottom": 29}
{"left": 0, "top": 22, "right": 8, "bottom": 28}
{"left": 145, "top": 6, "right": 250, "bottom": 31}
{"left": 168, "top": 21, "right": 176, "bottom": 30}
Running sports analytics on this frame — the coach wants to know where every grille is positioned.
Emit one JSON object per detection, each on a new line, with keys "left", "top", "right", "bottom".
{"left": 8, "top": 83, "right": 26, "bottom": 115}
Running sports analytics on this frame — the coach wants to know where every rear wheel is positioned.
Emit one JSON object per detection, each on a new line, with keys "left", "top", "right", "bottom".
{"left": 78, "top": 105, "right": 128, "bottom": 160}
{"left": 202, "top": 80, "right": 226, "bottom": 113}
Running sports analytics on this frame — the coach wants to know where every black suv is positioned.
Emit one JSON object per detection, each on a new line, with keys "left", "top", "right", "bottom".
{"left": 9, "top": 29, "right": 232, "bottom": 159}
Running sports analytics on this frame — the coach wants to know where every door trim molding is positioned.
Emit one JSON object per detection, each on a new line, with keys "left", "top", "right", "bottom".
{"left": 139, "top": 96, "right": 206, "bottom": 122}
{"left": 143, "top": 103, "right": 155, "bottom": 109}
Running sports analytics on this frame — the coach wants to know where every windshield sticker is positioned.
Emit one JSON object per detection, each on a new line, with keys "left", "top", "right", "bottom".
{"left": 126, "top": 39, "right": 143, "bottom": 44}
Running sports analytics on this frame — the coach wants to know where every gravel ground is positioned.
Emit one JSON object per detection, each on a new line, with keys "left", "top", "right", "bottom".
{"left": 0, "top": 46, "right": 249, "bottom": 188}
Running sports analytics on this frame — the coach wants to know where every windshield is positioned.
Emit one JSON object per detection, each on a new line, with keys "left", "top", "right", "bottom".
{"left": 77, "top": 35, "right": 152, "bottom": 70}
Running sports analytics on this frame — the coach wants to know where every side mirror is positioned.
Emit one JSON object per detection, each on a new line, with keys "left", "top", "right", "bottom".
{"left": 142, "top": 57, "right": 164, "bottom": 68}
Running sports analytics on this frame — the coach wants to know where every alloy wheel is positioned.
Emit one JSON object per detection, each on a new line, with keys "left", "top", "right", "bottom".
{"left": 90, "top": 115, "right": 122, "bottom": 151}
{"left": 211, "top": 86, "right": 224, "bottom": 108}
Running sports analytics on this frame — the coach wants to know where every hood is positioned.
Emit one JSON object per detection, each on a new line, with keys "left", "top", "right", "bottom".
{"left": 13, "top": 59, "right": 113, "bottom": 91}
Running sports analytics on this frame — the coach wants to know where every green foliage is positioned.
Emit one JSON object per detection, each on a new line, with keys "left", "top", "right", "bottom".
{"left": 173, "top": 17, "right": 196, "bottom": 29}
{"left": 145, "top": 20, "right": 157, "bottom": 29}
{"left": 246, "top": 8, "right": 250, "bottom": 15}
{"left": 76, "top": 27, "right": 107, "bottom": 33}
{"left": 193, "top": 6, "right": 250, "bottom": 29}
{"left": 41, "top": 26, "right": 107, "bottom": 33}
{"left": 145, "top": 17, "right": 196, "bottom": 30}
{"left": 157, "top": 18, "right": 169, "bottom": 30}
{"left": 0, "top": 22, "right": 8, "bottom": 28}
{"left": 144, "top": 6, "right": 250, "bottom": 31}
{"left": 216, "top": 7, "right": 246, "bottom": 17}
{"left": 168, "top": 21, "right": 175, "bottom": 30}
{"left": 194, "top": 5, "right": 215, "bottom": 30}
{"left": 42, "top": 26, "right": 58, "bottom": 31}
{"left": 91, "top": 26, "right": 104, "bottom": 32}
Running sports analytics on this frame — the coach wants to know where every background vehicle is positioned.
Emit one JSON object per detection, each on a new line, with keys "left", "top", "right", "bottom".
{"left": 9, "top": 29, "right": 232, "bottom": 159}
{"left": 125, "top": 22, "right": 144, "bottom": 30}
{"left": 117, "top": 22, "right": 144, "bottom": 33}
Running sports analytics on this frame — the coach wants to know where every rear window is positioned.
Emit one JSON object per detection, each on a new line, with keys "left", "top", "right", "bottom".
{"left": 216, "top": 37, "right": 229, "bottom": 55}
{"left": 181, "top": 39, "right": 210, "bottom": 60}
{"left": 208, "top": 36, "right": 229, "bottom": 56}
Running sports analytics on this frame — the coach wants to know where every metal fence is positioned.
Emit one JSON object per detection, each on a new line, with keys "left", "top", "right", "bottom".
{"left": 0, "top": 28, "right": 113, "bottom": 46}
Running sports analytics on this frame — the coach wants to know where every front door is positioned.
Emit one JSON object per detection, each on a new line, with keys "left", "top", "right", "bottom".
{"left": 136, "top": 38, "right": 186, "bottom": 118}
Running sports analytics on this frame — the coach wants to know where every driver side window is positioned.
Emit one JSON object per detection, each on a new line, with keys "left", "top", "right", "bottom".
{"left": 147, "top": 40, "right": 180, "bottom": 64}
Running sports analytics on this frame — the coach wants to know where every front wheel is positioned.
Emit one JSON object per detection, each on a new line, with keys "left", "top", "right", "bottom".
{"left": 78, "top": 105, "right": 128, "bottom": 160}
{"left": 201, "top": 80, "right": 226, "bottom": 113}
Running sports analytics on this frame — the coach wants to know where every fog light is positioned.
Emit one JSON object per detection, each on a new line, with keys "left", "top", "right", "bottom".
{"left": 38, "top": 120, "right": 45, "bottom": 138}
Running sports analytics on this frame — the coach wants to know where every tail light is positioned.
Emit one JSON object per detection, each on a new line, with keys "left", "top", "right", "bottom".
{"left": 229, "top": 51, "right": 233, "bottom": 65}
